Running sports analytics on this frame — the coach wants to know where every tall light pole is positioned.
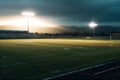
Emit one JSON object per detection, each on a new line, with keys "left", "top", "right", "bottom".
{"left": 89, "top": 21, "right": 98, "bottom": 38}
{"left": 22, "top": 11, "right": 35, "bottom": 33}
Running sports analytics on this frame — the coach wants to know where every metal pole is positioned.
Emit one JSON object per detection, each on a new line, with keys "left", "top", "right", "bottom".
{"left": 93, "top": 27, "right": 95, "bottom": 38}
{"left": 26, "top": 17, "right": 29, "bottom": 33}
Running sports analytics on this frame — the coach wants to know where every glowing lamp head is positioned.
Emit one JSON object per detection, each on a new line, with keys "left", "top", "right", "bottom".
{"left": 22, "top": 12, "right": 35, "bottom": 16}
{"left": 89, "top": 21, "right": 98, "bottom": 28}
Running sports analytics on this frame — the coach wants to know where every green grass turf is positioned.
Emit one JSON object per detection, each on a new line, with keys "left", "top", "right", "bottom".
{"left": 0, "top": 39, "right": 120, "bottom": 79}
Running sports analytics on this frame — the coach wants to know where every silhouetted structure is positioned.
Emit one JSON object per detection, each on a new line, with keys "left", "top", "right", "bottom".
{"left": 110, "top": 33, "right": 120, "bottom": 40}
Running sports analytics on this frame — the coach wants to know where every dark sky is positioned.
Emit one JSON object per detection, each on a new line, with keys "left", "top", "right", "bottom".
{"left": 0, "top": 0, "right": 120, "bottom": 26}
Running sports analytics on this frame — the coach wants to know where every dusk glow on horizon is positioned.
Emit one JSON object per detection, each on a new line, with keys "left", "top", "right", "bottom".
{"left": 0, "top": 1, "right": 120, "bottom": 79}
{"left": 0, "top": 0, "right": 120, "bottom": 33}
{"left": 0, "top": 14, "right": 60, "bottom": 32}
{"left": 0, "top": 15, "right": 59, "bottom": 27}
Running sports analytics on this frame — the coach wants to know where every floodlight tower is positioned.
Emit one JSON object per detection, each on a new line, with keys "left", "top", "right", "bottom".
{"left": 22, "top": 11, "right": 35, "bottom": 33}
{"left": 89, "top": 21, "right": 98, "bottom": 37}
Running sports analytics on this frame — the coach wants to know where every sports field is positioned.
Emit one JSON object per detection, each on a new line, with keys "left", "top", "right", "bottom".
{"left": 0, "top": 39, "right": 120, "bottom": 79}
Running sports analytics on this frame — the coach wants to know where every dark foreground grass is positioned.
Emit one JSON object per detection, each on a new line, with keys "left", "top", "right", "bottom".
{"left": 0, "top": 39, "right": 120, "bottom": 79}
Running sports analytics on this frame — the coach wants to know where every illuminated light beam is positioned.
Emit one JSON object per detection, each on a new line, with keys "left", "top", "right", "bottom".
{"left": 89, "top": 21, "right": 98, "bottom": 37}
{"left": 22, "top": 11, "right": 35, "bottom": 33}
{"left": 89, "top": 21, "right": 98, "bottom": 28}
{"left": 0, "top": 15, "right": 60, "bottom": 33}
{"left": 22, "top": 12, "right": 35, "bottom": 16}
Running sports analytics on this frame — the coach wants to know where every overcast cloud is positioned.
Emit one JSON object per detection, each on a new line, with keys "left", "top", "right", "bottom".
{"left": 0, "top": 0, "right": 120, "bottom": 26}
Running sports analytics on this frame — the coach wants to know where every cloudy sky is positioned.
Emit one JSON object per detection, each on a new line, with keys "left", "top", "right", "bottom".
{"left": 0, "top": 0, "right": 120, "bottom": 27}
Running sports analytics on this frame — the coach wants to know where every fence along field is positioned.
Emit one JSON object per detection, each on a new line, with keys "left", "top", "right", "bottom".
{"left": 0, "top": 39, "right": 120, "bottom": 79}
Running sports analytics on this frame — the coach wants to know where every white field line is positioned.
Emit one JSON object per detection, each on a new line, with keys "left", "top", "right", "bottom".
{"left": 1, "top": 42, "right": 120, "bottom": 67}
{"left": 94, "top": 59, "right": 119, "bottom": 67}
{"left": 1, "top": 56, "right": 62, "bottom": 67}
{"left": 42, "top": 66, "right": 93, "bottom": 80}
{"left": 1, "top": 52, "right": 86, "bottom": 67}
{"left": 94, "top": 66, "right": 120, "bottom": 75}
{"left": 1, "top": 50, "right": 120, "bottom": 67}
{"left": 0, "top": 44, "right": 94, "bottom": 60}
{"left": 103, "top": 56, "right": 120, "bottom": 61}
{"left": 8, "top": 41, "right": 66, "bottom": 48}
{"left": 1, "top": 55, "right": 44, "bottom": 60}
{"left": 1, "top": 48, "right": 103, "bottom": 61}
{"left": 0, "top": 54, "right": 76, "bottom": 67}
{"left": 29, "top": 43, "right": 63, "bottom": 47}
{"left": 1, "top": 53, "right": 77, "bottom": 67}
{"left": 81, "top": 50, "right": 119, "bottom": 56}
{"left": 0, "top": 50, "right": 93, "bottom": 67}
{"left": 42, "top": 58, "right": 120, "bottom": 80}
{"left": 1, "top": 59, "right": 48, "bottom": 67}
{"left": 78, "top": 48, "right": 119, "bottom": 56}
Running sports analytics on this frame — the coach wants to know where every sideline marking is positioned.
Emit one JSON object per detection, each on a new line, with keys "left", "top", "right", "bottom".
{"left": 94, "top": 66, "right": 120, "bottom": 75}
{"left": 42, "top": 59, "right": 120, "bottom": 80}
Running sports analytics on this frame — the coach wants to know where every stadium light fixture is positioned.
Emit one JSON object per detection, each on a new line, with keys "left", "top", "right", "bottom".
{"left": 89, "top": 21, "right": 98, "bottom": 37}
{"left": 22, "top": 12, "right": 35, "bottom": 17}
{"left": 22, "top": 11, "right": 35, "bottom": 33}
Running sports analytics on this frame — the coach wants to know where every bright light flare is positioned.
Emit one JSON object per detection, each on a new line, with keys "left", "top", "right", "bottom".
{"left": 89, "top": 21, "right": 98, "bottom": 28}
{"left": 0, "top": 15, "right": 60, "bottom": 32}
{"left": 0, "top": 16, "right": 59, "bottom": 27}
{"left": 22, "top": 12, "right": 35, "bottom": 16}
{"left": 8, "top": 17, "right": 57, "bottom": 27}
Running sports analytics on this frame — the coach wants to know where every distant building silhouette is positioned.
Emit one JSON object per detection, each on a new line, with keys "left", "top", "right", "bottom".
{"left": 110, "top": 33, "right": 120, "bottom": 40}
